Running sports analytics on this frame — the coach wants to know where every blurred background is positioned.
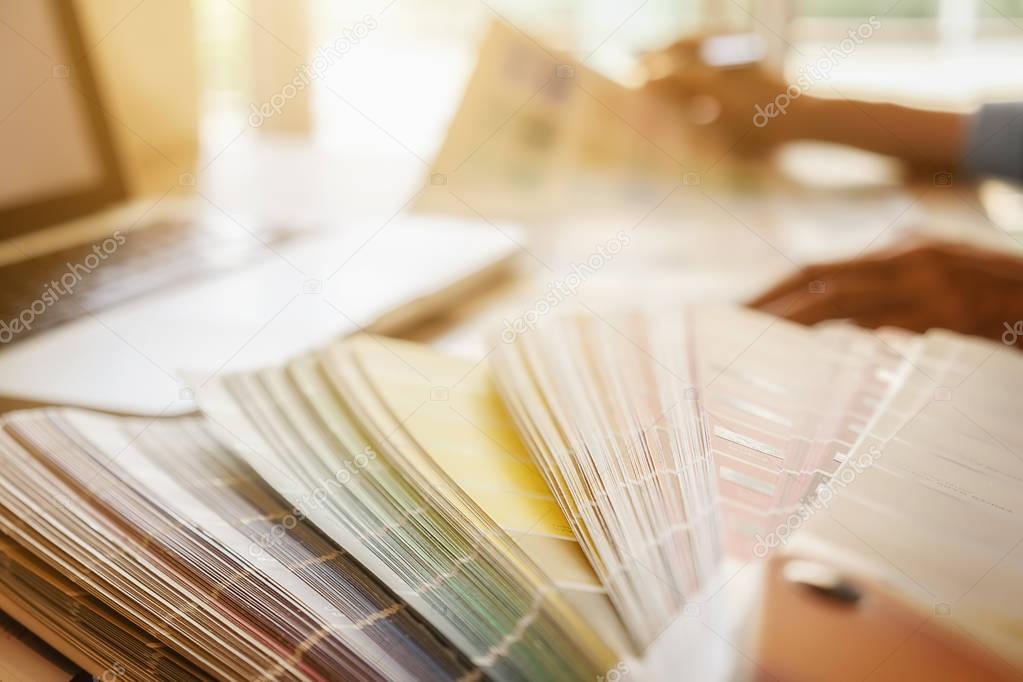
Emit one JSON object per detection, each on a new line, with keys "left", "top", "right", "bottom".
{"left": 192, "top": 0, "right": 1023, "bottom": 149}
{"left": 181, "top": 0, "right": 1023, "bottom": 301}
{"left": 11, "top": 0, "right": 1023, "bottom": 229}
{"left": 6, "top": 0, "right": 1023, "bottom": 364}
{"left": 5, "top": 0, "right": 1023, "bottom": 385}
{"left": 69, "top": 0, "right": 1023, "bottom": 258}
{"left": 43, "top": 0, "right": 1023, "bottom": 218}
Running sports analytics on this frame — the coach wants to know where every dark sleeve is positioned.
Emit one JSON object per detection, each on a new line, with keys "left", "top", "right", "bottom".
{"left": 965, "top": 102, "right": 1023, "bottom": 181}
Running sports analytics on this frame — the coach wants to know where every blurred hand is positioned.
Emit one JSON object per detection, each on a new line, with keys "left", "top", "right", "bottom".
{"left": 640, "top": 36, "right": 966, "bottom": 173}
{"left": 640, "top": 37, "right": 808, "bottom": 156}
{"left": 748, "top": 240, "right": 1023, "bottom": 346}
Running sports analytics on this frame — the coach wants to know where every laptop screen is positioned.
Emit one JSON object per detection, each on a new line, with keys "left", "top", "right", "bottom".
{"left": 0, "top": 0, "right": 125, "bottom": 237}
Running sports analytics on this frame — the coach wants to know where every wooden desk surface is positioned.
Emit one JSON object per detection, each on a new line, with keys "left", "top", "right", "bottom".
{"left": 398, "top": 171, "right": 1012, "bottom": 354}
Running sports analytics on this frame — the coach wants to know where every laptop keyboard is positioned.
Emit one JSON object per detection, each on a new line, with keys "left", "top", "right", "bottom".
{"left": 0, "top": 217, "right": 300, "bottom": 344}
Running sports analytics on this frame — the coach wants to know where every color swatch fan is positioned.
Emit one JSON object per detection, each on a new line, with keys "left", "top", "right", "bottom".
{"left": 1, "top": 305, "right": 1021, "bottom": 680}
{"left": 494, "top": 311, "right": 720, "bottom": 648}
{"left": 492, "top": 306, "right": 908, "bottom": 647}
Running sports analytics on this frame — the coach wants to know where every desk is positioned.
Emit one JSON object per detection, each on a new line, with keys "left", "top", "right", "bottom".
{"left": 400, "top": 166, "right": 1013, "bottom": 354}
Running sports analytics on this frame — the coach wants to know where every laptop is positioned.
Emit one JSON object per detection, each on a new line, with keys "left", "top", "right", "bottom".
{"left": 0, "top": 0, "right": 518, "bottom": 415}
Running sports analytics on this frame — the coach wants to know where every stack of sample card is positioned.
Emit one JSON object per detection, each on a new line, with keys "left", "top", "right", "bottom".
{"left": 493, "top": 311, "right": 722, "bottom": 648}
{"left": 195, "top": 337, "right": 626, "bottom": 681}
{"left": 0, "top": 305, "right": 1020, "bottom": 680}
{"left": 0, "top": 410, "right": 477, "bottom": 681}
{"left": 492, "top": 307, "right": 908, "bottom": 647}
{"left": 788, "top": 329, "right": 1023, "bottom": 669}
{"left": 688, "top": 307, "right": 908, "bottom": 561}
